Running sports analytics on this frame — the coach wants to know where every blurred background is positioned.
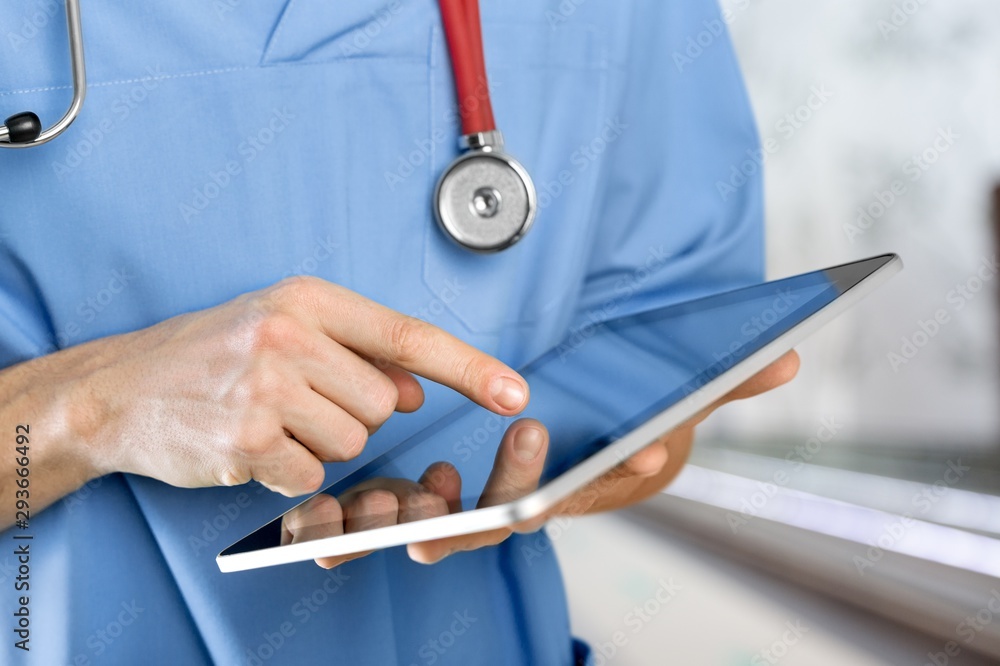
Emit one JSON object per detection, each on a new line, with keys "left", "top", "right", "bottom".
{"left": 557, "top": 0, "right": 1000, "bottom": 663}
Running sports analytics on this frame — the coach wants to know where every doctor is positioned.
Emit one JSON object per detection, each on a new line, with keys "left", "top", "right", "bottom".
{"left": 0, "top": 1, "right": 797, "bottom": 664}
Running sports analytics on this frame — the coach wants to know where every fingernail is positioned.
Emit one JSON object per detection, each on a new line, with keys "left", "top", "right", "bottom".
{"left": 491, "top": 376, "right": 527, "bottom": 411}
{"left": 513, "top": 427, "right": 544, "bottom": 462}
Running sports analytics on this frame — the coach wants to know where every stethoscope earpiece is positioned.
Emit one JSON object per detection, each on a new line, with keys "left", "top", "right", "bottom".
{"left": 3, "top": 113, "right": 43, "bottom": 144}
{"left": 0, "top": 0, "right": 86, "bottom": 149}
{"left": 3, "top": 0, "right": 532, "bottom": 255}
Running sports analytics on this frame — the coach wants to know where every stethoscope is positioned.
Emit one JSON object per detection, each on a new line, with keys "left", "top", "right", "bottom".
{"left": 1, "top": 0, "right": 535, "bottom": 253}
{"left": 433, "top": 0, "right": 537, "bottom": 252}
{"left": 0, "top": 0, "right": 86, "bottom": 149}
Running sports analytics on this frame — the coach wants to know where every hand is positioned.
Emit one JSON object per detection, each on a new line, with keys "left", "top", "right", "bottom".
{"left": 547, "top": 350, "right": 801, "bottom": 516}
{"left": 280, "top": 418, "right": 549, "bottom": 568}
{"left": 65, "top": 276, "right": 529, "bottom": 497}
{"left": 281, "top": 352, "right": 799, "bottom": 568}
{"left": 413, "top": 351, "right": 799, "bottom": 563}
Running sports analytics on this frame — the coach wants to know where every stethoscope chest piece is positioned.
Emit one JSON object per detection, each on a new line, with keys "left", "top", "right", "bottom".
{"left": 435, "top": 131, "right": 536, "bottom": 253}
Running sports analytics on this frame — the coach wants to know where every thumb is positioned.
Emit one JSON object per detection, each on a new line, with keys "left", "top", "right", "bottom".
{"left": 478, "top": 419, "right": 548, "bottom": 508}
{"left": 407, "top": 420, "right": 547, "bottom": 565}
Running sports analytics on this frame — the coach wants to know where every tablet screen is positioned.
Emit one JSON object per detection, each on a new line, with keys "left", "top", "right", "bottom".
{"left": 221, "top": 255, "right": 895, "bottom": 560}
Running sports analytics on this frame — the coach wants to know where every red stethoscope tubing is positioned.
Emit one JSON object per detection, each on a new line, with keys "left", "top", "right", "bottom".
{"left": 438, "top": 0, "right": 496, "bottom": 136}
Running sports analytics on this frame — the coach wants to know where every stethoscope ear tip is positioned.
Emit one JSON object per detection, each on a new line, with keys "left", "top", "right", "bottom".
{"left": 3, "top": 112, "right": 42, "bottom": 144}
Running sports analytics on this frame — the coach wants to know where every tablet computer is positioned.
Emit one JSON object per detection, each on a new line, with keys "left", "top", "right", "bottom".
{"left": 218, "top": 253, "right": 902, "bottom": 572}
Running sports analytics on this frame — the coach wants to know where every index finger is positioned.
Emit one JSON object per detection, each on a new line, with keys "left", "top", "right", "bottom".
{"left": 291, "top": 280, "right": 529, "bottom": 415}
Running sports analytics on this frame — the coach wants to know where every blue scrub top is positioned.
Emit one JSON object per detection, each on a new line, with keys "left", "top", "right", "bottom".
{"left": 0, "top": 1, "right": 763, "bottom": 664}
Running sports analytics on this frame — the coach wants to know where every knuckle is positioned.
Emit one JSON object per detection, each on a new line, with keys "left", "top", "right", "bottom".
{"left": 385, "top": 316, "right": 431, "bottom": 364}
{"left": 358, "top": 489, "right": 399, "bottom": 515}
{"left": 338, "top": 422, "right": 369, "bottom": 460}
{"left": 251, "top": 313, "right": 302, "bottom": 352}
{"left": 307, "top": 493, "right": 342, "bottom": 518}
{"left": 285, "top": 495, "right": 336, "bottom": 533}
{"left": 271, "top": 275, "right": 322, "bottom": 307}
{"left": 367, "top": 376, "right": 399, "bottom": 425}
{"left": 232, "top": 439, "right": 261, "bottom": 461}
{"left": 458, "top": 357, "right": 489, "bottom": 394}
{"left": 215, "top": 465, "right": 252, "bottom": 488}
{"left": 422, "top": 461, "right": 457, "bottom": 489}
{"left": 402, "top": 487, "right": 447, "bottom": 516}
{"left": 246, "top": 363, "right": 288, "bottom": 406}
{"left": 230, "top": 423, "right": 272, "bottom": 458}
{"left": 228, "top": 302, "right": 271, "bottom": 350}
{"left": 294, "top": 461, "right": 326, "bottom": 495}
{"left": 289, "top": 496, "right": 343, "bottom": 533}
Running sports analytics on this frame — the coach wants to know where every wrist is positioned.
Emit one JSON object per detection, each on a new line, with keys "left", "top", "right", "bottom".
{"left": 0, "top": 347, "right": 120, "bottom": 524}
{"left": 61, "top": 378, "right": 110, "bottom": 482}
{"left": 61, "top": 348, "right": 122, "bottom": 481}
{"left": 19, "top": 343, "right": 120, "bottom": 484}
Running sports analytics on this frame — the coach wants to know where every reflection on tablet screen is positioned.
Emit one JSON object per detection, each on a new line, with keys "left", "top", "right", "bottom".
{"left": 222, "top": 255, "right": 893, "bottom": 557}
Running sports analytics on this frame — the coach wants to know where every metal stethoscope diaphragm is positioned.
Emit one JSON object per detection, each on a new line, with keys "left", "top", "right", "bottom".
{"left": 432, "top": 0, "right": 537, "bottom": 253}
{"left": 1, "top": 0, "right": 535, "bottom": 254}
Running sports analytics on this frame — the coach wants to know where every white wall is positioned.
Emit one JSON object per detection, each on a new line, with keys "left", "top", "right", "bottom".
{"left": 703, "top": 0, "right": 1000, "bottom": 447}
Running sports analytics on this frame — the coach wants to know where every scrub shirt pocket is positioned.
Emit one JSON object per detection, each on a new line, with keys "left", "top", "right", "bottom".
{"left": 425, "top": 21, "right": 612, "bottom": 335}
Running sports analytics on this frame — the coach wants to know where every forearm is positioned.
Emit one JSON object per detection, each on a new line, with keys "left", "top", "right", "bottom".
{"left": 0, "top": 348, "right": 104, "bottom": 530}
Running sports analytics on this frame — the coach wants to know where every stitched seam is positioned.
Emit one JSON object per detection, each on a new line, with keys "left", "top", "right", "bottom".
{"left": 0, "top": 57, "right": 435, "bottom": 98}
{"left": 0, "top": 65, "right": 254, "bottom": 97}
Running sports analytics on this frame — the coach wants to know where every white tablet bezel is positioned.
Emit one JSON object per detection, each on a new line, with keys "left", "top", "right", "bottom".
{"left": 217, "top": 255, "right": 902, "bottom": 573}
